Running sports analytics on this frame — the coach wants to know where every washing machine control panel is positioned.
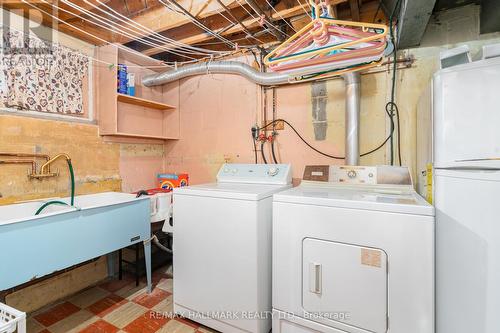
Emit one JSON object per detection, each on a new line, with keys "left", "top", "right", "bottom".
{"left": 217, "top": 164, "right": 292, "bottom": 185}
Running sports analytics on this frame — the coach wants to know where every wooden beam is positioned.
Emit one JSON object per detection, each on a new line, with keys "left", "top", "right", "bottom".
{"left": 124, "top": 0, "right": 147, "bottom": 15}
{"left": 142, "top": 3, "right": 307, "bottom": 56}
{"left": 349, "top": 0, "right": 360, "bottom": 21}
{"left": 1, "top": 2, "right": 114, "bottom": 44}
{"left": 121, "top": 0, "right": 245, "bottom": 42}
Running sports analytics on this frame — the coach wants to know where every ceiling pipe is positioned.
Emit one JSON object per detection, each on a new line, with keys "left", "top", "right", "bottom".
{"left": 143, "top": 61, "right": 291, "bottom": 87}
{"left": 342, "top": 72, "right": 361, "bottom": 165}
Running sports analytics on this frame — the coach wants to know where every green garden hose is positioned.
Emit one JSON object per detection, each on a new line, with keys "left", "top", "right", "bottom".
{"left": 35, "top": 159, "right": 75, "bottom": 215}
{"left": 68, "top": 159, "right": 75, "bottom": 206}
{"left": 35, "top": 200, "right": 70, "bottom": 215}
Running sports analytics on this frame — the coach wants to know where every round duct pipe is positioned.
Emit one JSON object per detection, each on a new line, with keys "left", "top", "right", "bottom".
{"left": 343, "top": 72, "right": 361, "bottom": 166}
{"left": 143, "top": 61, "right": 292, "bottom": 87}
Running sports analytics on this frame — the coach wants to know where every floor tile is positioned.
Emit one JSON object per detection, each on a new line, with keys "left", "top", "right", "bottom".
{"left": 103, "top": 302, "right": 148, "bottom": 329}
{"left": 157, "top": 319, "right": 196, "bottom": 333}
{"left": 47, "top": 309, "right": 97, "bottom": 333}
{"left": 140, "top": 270, "right": 171, "bottom": 289}
{"left": 78, "top": 319, "right": 120, "bottom": 333}
{"left": 115, "top": 281, "right": 148, "bottom": 300}
{"left": 27, "top": 317, "right": 46, "bottom": 333}
{"left": 197, "top": 326, "right": 219, "bottom": 333}
{"left": 176, "top": 318, "right": 200, "bottom": 329}
{"left": 100, "top": 275, "right": 135, "bottom": 293}
{"left": 122, "top": 310, "right": 169, "bottom": 333}
{"left": 69, "top": 286, "right": 110, "bottom": 309}
{"left": 132, "top": 288, "right": 170, "bottom": 309}
{"left": 87, "top": 294, "right": 127, "bottom": 317}
{"left": 151, "top": 295, "right": 173, "bottom": 315}
{"left": 156, "top": 278, "right": 173, "bottom": 293}
{"left": 34, "top": 301, "right": 81, "bottom": 327}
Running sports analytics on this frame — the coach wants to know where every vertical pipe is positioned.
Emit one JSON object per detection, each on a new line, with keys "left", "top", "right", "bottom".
{"left": 343, "top": 72, "right": 361, "bottom": 165}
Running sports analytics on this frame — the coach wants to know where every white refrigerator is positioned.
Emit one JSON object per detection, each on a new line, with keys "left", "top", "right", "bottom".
{"left": 417, "top": 55, "right": 500, "bottom": 333}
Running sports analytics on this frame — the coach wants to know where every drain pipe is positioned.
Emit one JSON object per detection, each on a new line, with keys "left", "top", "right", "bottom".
{"left": 343, "top": 72, "right": 361, "bottom": 165}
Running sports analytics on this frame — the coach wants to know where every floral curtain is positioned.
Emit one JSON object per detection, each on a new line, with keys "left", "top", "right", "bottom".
{"left": 0, "top": 28, "right": 89, "bottom": 115}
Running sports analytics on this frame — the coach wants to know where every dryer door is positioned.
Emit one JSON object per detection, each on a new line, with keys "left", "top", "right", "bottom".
{"left": 302, "top": 238, "right": 388, "bottom": 333}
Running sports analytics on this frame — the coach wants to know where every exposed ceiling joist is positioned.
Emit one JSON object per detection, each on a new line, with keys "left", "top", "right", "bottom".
{"left": 1, "top": 0, "right": 388, "bottom": 60}
{"left": 142, "top": 3, "right": 308, "bottom": 56}
{"left": 349, "top": 0, "right": 360, "bottom": 21}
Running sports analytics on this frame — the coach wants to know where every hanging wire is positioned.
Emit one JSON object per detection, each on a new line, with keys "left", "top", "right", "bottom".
{"left": 296, "top": 0, "right": 313, "bottom": 19}
{"left": 85, "top": 0, "right": 226, "bottom": 56}
{"left": 235, "top": 0, "right": 291, "bottom": 38}
{"left": 158, "top": 0, "right": 237, "bottom": 48}
{"left": 214, "top": 0, "right": 265, "bottom": 44}
{"left": 20, "top": 0, "right": 176, "bottom": 67}
{"left": 0, "top": 23, "right": 157, "bottom": 71}
{"left": 262, "top": 0, "right": 297, "bottom": 32}
{"left": 53, "top": 0, "right": 201, "bottom": 60}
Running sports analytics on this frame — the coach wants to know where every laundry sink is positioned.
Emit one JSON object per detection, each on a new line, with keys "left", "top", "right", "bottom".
{"left": 0, "top": 192, "right": 153, "bottom": 293}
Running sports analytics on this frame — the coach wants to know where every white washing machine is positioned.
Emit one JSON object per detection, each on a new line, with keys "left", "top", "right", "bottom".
{"left": 272, "top": 165, "right": 435, "bottom": 333}
{"left": 173, "top": 163, "right": 292, "bottom": 333}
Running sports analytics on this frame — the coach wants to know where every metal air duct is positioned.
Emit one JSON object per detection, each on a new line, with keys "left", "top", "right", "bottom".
{"left": 342, "top": 72, "right": 361, "bottom": 165}
{"left": 142, "top": 61, "right": 291, "bottom": 87}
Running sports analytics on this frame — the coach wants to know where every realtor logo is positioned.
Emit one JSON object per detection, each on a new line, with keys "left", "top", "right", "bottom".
{"left": 1, "top": 1, "right": 58, "bottom": 55}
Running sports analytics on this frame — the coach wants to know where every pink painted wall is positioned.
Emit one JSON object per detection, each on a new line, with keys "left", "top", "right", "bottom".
{"left": 163, "top": 56, "right": 389, "bottom": 185}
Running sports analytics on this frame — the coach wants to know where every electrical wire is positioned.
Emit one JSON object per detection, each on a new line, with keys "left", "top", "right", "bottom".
{"left": 20, "top": 0, "right": 174, "bottom": 67}
{"left": 158, "top": 0, "right": 236, "bottom": 48}
{"left": 53, "top": 0, "right": 201, "bottom": 60}
{"left": 260, "top": 141, "right": 268, "bottom": 163}
{"left": 262, "top": 0, "right": 297, "bottom": 32}
{"left": 22, "top": 0, "right": 251, "bottom": 68}
{"left": 388, "top": 0, "right": 403, "bottom": 166}
{"left": 257, "top": 118, "right": 396, "bottom": 160}
{"left": 90, "top": 0, "right": 224, "bottom": 55}
{"left": 258, "top": 119, "right": 343, "bottom": 159}
{"left": 253, "top": 137, "right": 258, "bottom": 164}
{"left": 214, "top": 0, "right": 265, "bottom": 44}
{"left": 79, "top": 0, "right": 234, "bottom": 58}
{"left": 271, "top": 140, "right": 279, "bottom": 163}
{"left": 296, "top": 0, "right": 313, "bottom": 19}
{"left": 236, "top": 0, "right": 291, "bottom": 38}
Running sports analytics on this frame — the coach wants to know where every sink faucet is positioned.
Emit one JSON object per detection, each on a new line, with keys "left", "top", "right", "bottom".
{"left": 30, "top": 153, "right": 75, "bottom": 207}
{"left": 29, "top": 153, "right": 71, "bottom": 179}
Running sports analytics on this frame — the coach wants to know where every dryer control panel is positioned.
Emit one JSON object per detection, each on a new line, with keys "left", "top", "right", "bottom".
{"left": 217, "top": 164, "right": 292, "bottom": 185}
{"left": 330, "top": 166, "right": 378, "bottom": 184}
{"left": 303, "top": 165, "right": 413, "bottom": 186}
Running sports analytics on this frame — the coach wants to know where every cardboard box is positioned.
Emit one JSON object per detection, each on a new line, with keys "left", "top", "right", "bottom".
{"left": 158, "top": 173, "right": 189, "bottom": 190}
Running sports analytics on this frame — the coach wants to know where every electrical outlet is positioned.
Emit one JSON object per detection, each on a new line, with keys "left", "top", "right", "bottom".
{"left": 262, "top": 120, "right": 284, "bottom": 130}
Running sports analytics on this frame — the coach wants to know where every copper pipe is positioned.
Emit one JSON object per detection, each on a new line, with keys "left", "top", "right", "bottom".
{"left": 39, "top": 153, "right": 71, "bottom": 175}
{"left": 0, "top": 152, "right": 50, "bottom": 161}
{"left": 0, "top": 152, "right": 51, "bottom": 173}
{"left": 0, "top": 159, "right": 37, "bottom": 174}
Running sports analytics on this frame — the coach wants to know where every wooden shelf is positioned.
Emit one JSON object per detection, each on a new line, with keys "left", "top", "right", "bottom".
{"left": 117, "top": 94, "right": 175, "bottom": 110}
{"left": 98, "top": 44, "right": 179, "bottom": 143}
{"left": 105, "top": 133, "right": 178, "bottom": 140}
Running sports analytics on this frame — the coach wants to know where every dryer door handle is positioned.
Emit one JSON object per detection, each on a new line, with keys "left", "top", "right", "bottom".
{"left": 309, "top": 262, "right": 322, "bottom": 294}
